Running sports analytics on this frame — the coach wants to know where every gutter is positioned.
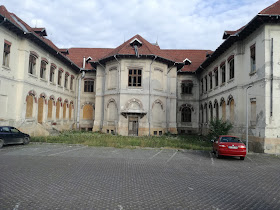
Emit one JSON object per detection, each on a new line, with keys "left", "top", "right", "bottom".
{"left": 149, "top": 56, "right": 157, "bottom": 136}
{"left": 114, "top": 55, "right": 121, "bottom": 134}
{"left": 76, "top": 57, "right": 86, "bottom": 129}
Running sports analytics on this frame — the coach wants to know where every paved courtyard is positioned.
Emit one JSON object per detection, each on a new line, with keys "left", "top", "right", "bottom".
{"left": 0, "top": 143, "right": 280, "bottom": 210}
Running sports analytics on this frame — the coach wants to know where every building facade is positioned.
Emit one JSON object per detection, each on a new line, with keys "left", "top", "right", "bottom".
{"left": 1, "top": 1, "right": 280, "bottom": 153}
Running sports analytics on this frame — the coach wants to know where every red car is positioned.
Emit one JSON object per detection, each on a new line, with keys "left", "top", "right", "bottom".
{"left": 212, "top": 135, "right": 246, "bottom": 160}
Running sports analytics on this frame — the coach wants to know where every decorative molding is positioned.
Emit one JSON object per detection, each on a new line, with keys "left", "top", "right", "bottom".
{"left": 152, "top": 99, "right": 164, "bottom": 110}
{"left": 179, "top": 103, "right": 194, "bottom": 112}
{"left": 81, "top": 102, "right": 95, "bottom": 109}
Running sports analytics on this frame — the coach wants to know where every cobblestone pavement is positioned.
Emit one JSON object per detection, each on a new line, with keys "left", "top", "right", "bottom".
{"left": 0, "top": 143, "right": 280, "bottom": 210}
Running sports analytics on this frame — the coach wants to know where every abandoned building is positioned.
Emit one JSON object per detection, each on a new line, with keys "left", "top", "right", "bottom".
{"left": 1, "top": 1, "right": 280, "bottom": 154}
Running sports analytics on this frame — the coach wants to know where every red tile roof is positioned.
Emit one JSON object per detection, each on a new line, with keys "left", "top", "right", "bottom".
{"left": 162, "top": 50, "right": 211, "bottom": 72}
{"left": 259, "top": 0, "right": 280, "bottom": 15}
{"left": 67, "top": 48, "right": 113, "bottom": 69}
{"left": 67, "top": 35, "right": 210, "bottom": 72}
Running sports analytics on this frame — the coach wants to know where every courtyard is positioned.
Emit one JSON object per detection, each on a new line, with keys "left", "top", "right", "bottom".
{"left": 0, "top": 143, "right": 280, "bottom": 209}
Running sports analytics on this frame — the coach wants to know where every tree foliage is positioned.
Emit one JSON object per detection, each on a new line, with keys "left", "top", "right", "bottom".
{"left": 208, "top": 119, "right": 233, "bottom": 140}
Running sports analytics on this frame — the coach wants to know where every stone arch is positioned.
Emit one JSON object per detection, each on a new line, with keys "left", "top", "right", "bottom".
{"left": 179, "top": 103, "right": 194, "bottom": 112}
{"left": 37, "top": 93, "right": 46, "bottom": 123}
{"left": 63, "top": 99, "right": 68, "bottom": 119}
{"left": 47, "top": 96, "right": 55, "bottom": 120}
{"left": 152, "top": 99, "right": 164, "bottom": 110}
{"left": 107, "top": 99, "right": 118, "bottom": 122}
{"left": 82, "top": 102, "right": 95, "bottom": 120}
{"left": 220, "top": 97, "right": 225, "bottom": 106}
{"left": 81, "top": 102, "right": 95, "bottom": 109}
{"left": 69, "top": 101, "right": 74, "bottom": 120}
{"left": 227, "top": 94, "right": 234, "bottom": 105}
{"left": 56, "top": 97, "right": 62, "bottom": 119}
{"left": 107, "top": 98, "right": 117, "bottom": 109}
{"left": 125, "top": 98, "right": 143, "bottom": 110}
{"left": 181, "top": 106, "right": 192, "bottom": 123}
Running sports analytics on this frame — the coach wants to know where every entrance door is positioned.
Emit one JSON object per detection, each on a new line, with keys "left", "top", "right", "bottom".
{"left": 128, "top": 116, "right": 138, "bottom": 136}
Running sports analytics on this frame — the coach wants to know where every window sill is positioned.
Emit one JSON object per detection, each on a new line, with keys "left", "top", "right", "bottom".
{"left": 50, "top": 82, "right": 56, "bottom": 86}
{"left": 228, "top": 78, "right": 234, "bottom": 83}
{"left": 65, "top": 88, "right": 69, "bottom": 91}
{"left": 220, "top": 83, "right": 225, "bottom": 87}
{"left": 214, "top": 86, "right": 219, "bottom": 90}
{"left": 2, "top": 65, "right": 11, "bottom": 71}
{"left": 40, "top": 78, "right": 47, "bottom": 83}
{"left": 127, "top": 86, "right": 143, "bottom": 90}
{"left": 249, "top": 71, "right": 256, "bottom": 76}
{"left": 28, "top": 73, "right": 37, "bottom": 78}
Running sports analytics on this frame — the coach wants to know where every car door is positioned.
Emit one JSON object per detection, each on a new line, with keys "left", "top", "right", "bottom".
{"left": 1, "top": 127, "right": 14, "bottom": 144}
{"left": 10, "top": 127, "right": 24, "bottom": 143}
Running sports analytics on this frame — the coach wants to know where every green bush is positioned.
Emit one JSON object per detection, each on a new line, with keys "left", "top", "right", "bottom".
{"left": 207, "top": 119, "right": 233, "bottom": 140}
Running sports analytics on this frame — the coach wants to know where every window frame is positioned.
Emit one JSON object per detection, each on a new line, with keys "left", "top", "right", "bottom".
{"left": 3, "top": 40, "right": 11, "bottom": 67}
{"left": 214, "top": 68, "right": 218, "bottom": 87}
{"left": 28, "top": 54, "right": 37, "bottom": 75}
{"left": 181, "top": 81, "right": 193, "bottom": 94}
{"left": 58, "top": 69, "right": 63, "bottom": 86}
{"left": 229, "top": 58, "right": 234, "bottom": 80}
{"left": 49, "top": 64, "right": 56, "bottom": 83}
{"left": 84, "top": 80, "right": 94, "bottom": 92}
{"left": 128, "top": 68, "right": 142, "bottom": 87}
{"left": 181, "top": 107, "right": 192, "bottom": 123}
{"left": 64, "top": 72, "right": 69, "bottom": 89}
{"left": 220, "top": 63, "right": 226, "bottom": 84}
{"left": 40, "top": 60, "right": 47, "bottom": 79}
{"left": 250, "top": 44, "right": 256, "bottom": 73}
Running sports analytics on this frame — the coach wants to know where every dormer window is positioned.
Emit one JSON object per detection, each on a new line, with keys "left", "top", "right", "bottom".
{"left": 130, "top": 38, "right": 142, "bottom": 58}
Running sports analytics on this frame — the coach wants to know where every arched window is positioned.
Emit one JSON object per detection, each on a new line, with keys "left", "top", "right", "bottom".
{"left": 182, "top": 107, "right": 191, "bottom": 122}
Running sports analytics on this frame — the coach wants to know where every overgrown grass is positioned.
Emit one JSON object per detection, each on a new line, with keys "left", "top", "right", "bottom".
{"left": 31, "top": 131, "right": 212, "bottom": 151}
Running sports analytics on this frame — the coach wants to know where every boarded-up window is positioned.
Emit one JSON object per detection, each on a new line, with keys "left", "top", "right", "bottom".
{"left": 69, "top": 104, "right": 73, "bottom": 119}
{"left": 47, "top": 100, "right": 53, "bottom": 119}
{"left": 63, "top": 103, "right": 67, "bottom": 119}
{"left": 230, "top": 99, "right": 235, "bottom": 123}
{"left": 83, "top": 104, "right": 93, "bottom": 120}
{"left": 37, "top": 97, "right": 44, "bottom": 123}
{"left": 56, "top": 101, "right": 60, "bottom": 119}
{"left": 222, "top": 101, "right": 226, "bottom": 121}
{"left": 107, "top": 102, "right": 117, "bottom": 121}
{"left": 26, "top": 95, "right": 33, "bottom": 118}
{"left": 152, "top": 103, "right": 163, "bottom": 124}
{"left": 251, "top": 101, "right": 256, "bottom": 126}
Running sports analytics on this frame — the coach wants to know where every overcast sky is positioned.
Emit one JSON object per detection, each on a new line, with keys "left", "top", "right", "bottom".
{"left": 1, "top": 0, "right": 277, "bottom": 51}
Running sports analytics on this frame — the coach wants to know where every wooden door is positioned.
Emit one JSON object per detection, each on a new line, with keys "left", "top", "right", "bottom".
{"left": 128, "top": 116, "right": 138, "bottom": 136}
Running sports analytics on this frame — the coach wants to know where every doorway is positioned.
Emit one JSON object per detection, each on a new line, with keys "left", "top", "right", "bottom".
{"left": 128, "top": 116, "right": 138, "bottom": 136}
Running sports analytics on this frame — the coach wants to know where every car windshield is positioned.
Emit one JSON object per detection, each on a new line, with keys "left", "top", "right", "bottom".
{"left": 220, "top": 137, "right": 241, "bottom": 143}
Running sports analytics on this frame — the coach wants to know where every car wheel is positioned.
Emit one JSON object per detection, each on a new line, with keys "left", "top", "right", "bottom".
{"left": 0, "top": 139, "right": 3, "bottom": 148}
{"left": 215, "top": 150, "right": 220, "bottom": 159}
{"left": 23, "top": 137, "right": 30, "bottom": 145}
{"left": 240, "top": 157, "right": 245, "bottom": 160}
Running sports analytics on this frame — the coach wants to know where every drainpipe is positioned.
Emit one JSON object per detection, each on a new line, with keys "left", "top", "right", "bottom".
{"left": 149, "top": 56, "right": 157, "bottom": 136}
{"left": 76, "top": 57, "right": 86, "bottom": 129}
{"left": 270, "top": 38, "right": 273, "bottom": 117}
{"left": 98, "top": 61, "right": 106, "bottom": 132}
{"left": 166, "top": 63, "right": 176, "bottom": 133}
{"left": 114, "top": 55, "right": 121, "bottom": 135}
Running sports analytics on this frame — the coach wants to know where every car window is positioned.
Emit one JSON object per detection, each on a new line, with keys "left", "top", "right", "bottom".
{"left": 1, "top": 127, "right": 10, "bottom": 132}
{"left": 221, "top": 137, "right": 240, "bottom": 143}
{"left": 10, "top": 128, "right": 20, "bottom": 133}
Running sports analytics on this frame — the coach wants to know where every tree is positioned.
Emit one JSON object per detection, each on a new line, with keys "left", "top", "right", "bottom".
{"left": 208, "top": 119, "right": 233, "bottom": 140}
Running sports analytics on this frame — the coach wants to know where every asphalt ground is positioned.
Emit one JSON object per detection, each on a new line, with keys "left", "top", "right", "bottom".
{"left": 0, "top": 143, "right": 280, "bottom": 210}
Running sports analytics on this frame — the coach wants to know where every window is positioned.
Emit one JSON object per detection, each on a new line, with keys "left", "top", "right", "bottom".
{"left": 205, "top": 76, "right": 208, "bottom": 92}
{"left": 64, "top": 73, "right": 69, "bottom": 88}
{"left": 40, "top": 60, "right": 47, "bottom": 79}
{"left": 181, "top": 81, "right": 193, "bottom": 94}
{"left": 70, "top": 76, "right": 74, "bottom": 90}
{"left": 84, "top": 80, "right": 94, "bottom": 92}
{"left": 214, "top": 101, "right": 219, "bottom": 120}
{"left": 221, "top": 63, "right": 226, "bottom": 84}
{"left": 28, "top": 54, "right": 37, "bottom": 75}
{"left": 49, "top": 65, "right": 56, "bottom": 83}
{"left": 58, "top": 69, "right": 63, "bottom": 86}
{"left": 3, "top": 41, "right": 11, "bottom": 67}
{"left": 128, "top": 69, "right": 142, "bottom": 87}
{"left": 250, "top": 44, "right": 256, "bottom": 73}
{"left": 214, "top": 69, "right": 218, "bottom": 87}
{"left": 229, "top": 57, "right": 234, "bottom": 79}
{"left": 209, "top": 103, "right": 213, "bottom": 121}
{"left": 201, "top": 78, "right": 203, "bottom": 93}
{"left": 209, "top": 72, "right": 213, "bottom": 89}
{"left": 182, "top": 107, "right": 191, "bottom": 122}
